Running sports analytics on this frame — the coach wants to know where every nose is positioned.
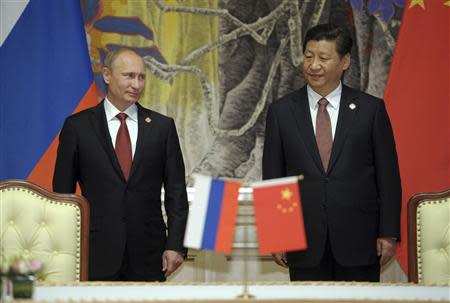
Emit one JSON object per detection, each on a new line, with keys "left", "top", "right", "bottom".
{"left": 131, "top": 77, "right": 141, "bottom": 89}
{"left": 310, "top": 57, "right": 321, "bottom": 71}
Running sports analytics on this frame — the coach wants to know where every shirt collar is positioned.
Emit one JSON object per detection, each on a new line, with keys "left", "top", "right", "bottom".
{"left": 104, "top": 97, "right": 138, "bottom": 122}
{"left": 307, "top": 81, "right": 342, "bottom": 110}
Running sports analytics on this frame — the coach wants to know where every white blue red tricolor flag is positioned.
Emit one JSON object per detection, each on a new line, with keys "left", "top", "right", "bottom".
{"left": 184, "top": 175, "right": 240, "bottom": 253}
{"left": 0, "top": 0, "right": 97, "bottom": 189}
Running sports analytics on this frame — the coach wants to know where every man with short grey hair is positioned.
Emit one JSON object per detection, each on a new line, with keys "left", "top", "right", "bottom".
{"left": 54, "top": 48, "right": 188, "bottom": 281}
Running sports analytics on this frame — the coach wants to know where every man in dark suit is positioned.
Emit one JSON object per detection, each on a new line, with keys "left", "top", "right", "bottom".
{"left": 53, "top": 48, "right": 188, "bottom": 281}
{"left": 263, "top": 24, "right": 401, "bottom": 281}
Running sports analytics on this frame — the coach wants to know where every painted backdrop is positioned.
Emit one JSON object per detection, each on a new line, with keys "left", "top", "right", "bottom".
{"left": 81, "top": 0, "right": 404, "bottom": 182}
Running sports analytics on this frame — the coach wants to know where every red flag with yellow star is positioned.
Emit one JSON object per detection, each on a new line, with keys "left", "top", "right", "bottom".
{"left": 384, "top": 0, "right": 450, "bottom": 273}
{"left": 252, "top": 176, "right": 307, "bottom": 254}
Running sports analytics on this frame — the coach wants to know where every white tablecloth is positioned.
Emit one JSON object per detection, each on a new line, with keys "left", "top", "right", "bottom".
{"left": 33, "top": 282, "right": 450, "bottom": 301}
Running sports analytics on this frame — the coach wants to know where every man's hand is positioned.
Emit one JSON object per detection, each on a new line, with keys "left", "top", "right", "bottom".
{"left": 377, "top": 237, "right": 397, "bottom": 266}
{"left": 272, "top": 252, "right": 288, "bottom": 268}
{"left": 162, "top": 250, "right": 184, "bottom": 277}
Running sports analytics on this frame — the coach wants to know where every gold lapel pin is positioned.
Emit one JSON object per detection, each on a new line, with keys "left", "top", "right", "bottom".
{"left": 349, "top": 103, "right": 356, "bottom": 110}
{"left": 145, "top": 117, "right": 151, "bottom": 123}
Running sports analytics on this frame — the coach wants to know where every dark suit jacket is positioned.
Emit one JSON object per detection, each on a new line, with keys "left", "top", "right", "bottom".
{"left": 263, "top": 85, "right": 401, "bottom": 268}
{"left": 53, "top": 101, "right": 188, "bottom": 280}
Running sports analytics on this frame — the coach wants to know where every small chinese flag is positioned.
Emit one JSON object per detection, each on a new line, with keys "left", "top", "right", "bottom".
{"left": 252, "top": 176, "right": 307, "bottom": 254}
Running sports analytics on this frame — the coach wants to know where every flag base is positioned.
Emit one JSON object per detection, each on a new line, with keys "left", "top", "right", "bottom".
{"left": 236, "top": 291, "right": 255, "bottom": 300}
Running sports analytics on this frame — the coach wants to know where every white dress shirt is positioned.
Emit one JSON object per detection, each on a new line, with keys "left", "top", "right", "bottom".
{"left": 104, "top": 98, "right": 138, "bottom": 158}
{"left": 307, "top": 82, "right": 342, "bottom": 140}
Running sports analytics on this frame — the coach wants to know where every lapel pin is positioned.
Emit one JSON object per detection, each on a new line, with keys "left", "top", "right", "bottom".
{"left": 349, "top": 103, "right": 356, "bottom": 110}
{"left": 145, "top": 117, "right": 151, "bottom": 123}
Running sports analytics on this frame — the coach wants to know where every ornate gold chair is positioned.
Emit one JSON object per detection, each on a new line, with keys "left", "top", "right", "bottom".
{"left": 408, "top": 188, "right": 450, "bottom": 285}
{"left": 0, "top": 180, "right": 89, "bottom": 281}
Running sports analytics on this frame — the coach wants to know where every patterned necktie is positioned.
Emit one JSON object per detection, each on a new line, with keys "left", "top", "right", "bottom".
{"left": 316, "top": 98, "right": 332, "bottom": 172}
{"left": 115, "top": 113, "right": 132, "bottom": 180}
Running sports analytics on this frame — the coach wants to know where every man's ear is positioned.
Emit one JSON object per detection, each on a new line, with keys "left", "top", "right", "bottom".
{"left": 342, "top": 53, "right": 351, "bottom": 71}
{"left": 102, "top": 67, "right": 111, "bottom": 85}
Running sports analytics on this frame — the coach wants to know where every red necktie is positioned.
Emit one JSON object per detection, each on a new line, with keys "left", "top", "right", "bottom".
{"left": 316, "top": 98, "right": 332, "bottom": 172}
{"left": 115, "top": 113, "right": 132, "bottom": 180}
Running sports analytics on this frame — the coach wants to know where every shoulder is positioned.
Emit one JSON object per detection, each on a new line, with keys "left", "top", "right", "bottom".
{"left": 63, "top": 103, "right": 101, "bottom": 125}
{"left": 138, "top": 104, "right": 173, "bottom": 123}
{"left": 343, "top": 85, "right": 385, "bottom": 110}
{"left": 344, "top": 85, "right": 383, "bottom": 103}
{"left": 137, "top": 103, "right": 177, "bottom": 133}
{"left": 269, "top": 87, "right": 306, "bottom": 112}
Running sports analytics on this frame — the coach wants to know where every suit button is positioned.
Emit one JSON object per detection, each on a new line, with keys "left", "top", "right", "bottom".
{"left": 324, "top": 177, "right": 329, "bottom": 183}
{"left": 122, "top": 217, "right": 127, "bottom": 223}
{"left": 322, "top": 204, "right": 327, "bottom": 211}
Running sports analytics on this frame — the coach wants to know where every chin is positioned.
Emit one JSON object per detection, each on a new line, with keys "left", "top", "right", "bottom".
{"left": 308, "top": 82, "right": 325, "bottom": 90}
{"left": 126, "top": 98, "right": 138, "bottom": 104}
{"left": 307, "top": 78, "right": 322, "bottom": 85}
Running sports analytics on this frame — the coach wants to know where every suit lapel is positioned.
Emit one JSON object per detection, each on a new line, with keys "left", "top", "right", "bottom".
{"left": 289, "top": 87, "right": 325, "bottom": 173}
{"left": 327, "top": 85, "right": 360, "bottom": 173}
{"left": 128, "top": 103, "right": 153, "bottom": 180}
{"left": 89, "top": 101, "right": 125, "bottom": 180}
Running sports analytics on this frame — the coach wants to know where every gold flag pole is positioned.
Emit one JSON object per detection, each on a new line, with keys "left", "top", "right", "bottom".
{"left": 237, "top": 187, "right": 254, "bottom": 300}
{"left": 236, "top": 175, "right": 303, "bottom": 299}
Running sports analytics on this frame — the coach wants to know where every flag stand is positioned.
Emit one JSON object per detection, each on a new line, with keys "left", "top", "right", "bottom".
{"left": 236, "top": 174, "right": 305, "bottom": 299}
{"left": 236, "top": 195, "right": 255, "bottom": 300}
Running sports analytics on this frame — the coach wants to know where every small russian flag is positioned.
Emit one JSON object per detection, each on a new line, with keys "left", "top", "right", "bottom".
{"left": 184, "top": 175, "right": 240, "bottom": 253}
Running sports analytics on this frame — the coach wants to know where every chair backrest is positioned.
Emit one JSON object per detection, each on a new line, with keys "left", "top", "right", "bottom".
{"left": 0, "top": 180, "right": 89, "bottom": 281}
{"left": 408, "top": 188, "right": 450, "bottom": 285}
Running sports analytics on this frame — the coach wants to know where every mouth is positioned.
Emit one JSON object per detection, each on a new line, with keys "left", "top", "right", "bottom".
{"left": 127, "top": 92, "right": 141, "bottom": 99}
{"left": 308, "top": 74, "right": 323, "bottom": 80}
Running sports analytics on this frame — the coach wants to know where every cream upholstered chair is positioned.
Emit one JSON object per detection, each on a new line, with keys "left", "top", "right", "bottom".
{"left": 0, "top": 180, "right": 89, "bottom": 281}
{"left": 408, "top": 189, "right": 450, "bottom": 285}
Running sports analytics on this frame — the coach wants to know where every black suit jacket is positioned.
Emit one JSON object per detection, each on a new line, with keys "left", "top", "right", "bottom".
{"left": 263, "top": 85, "right": 401, "bottom": 268}
{"left": 53, "top": 101, "right": 188, "bottom": 280}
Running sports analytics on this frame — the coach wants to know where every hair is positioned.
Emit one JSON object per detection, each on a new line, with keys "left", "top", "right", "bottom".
{"left": 303, "top": 23, "right": 353, "bottom": 57}
{"left": 103, "top": 48, "right": 142, "bottom": 70}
